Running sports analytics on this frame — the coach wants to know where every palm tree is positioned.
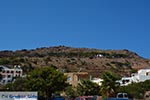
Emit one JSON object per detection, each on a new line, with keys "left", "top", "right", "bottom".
{"left": 100, "top": 71, "right": 120, "bottom": 98}
{"left": 77, "top": 79, "right": 101, "bottom": 96}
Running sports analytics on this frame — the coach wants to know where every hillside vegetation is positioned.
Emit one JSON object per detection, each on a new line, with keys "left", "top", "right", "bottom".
{"left": 0, "top": 46, "right": 150, "bottom": 77}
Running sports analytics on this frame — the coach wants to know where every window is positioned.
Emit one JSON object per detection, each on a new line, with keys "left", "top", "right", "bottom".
{"left": 146, "top": 72, "right": 150, "bottom": 76}
{"left": 11, "top": 71, "right": 13, "bottom": 73}
{"left": 117, "top": 93, "right": 128, "bottom": 98}
{"left": 8, "top": 75, "right": 11, "bottom": 78}
{"left": 122, "top": 79, "right": 130, "bottom": 84}
{"left": 117, "top": 93, "right": 123, "bottom": 98}
{"left": 7, "top": 80, "right": 11, "bottom": 83}
{"left": 7, "top": 70, "right": 9, "bottom": 73}
{"left": 124, "top": 93, "right": 128, "bottom": 98}
{"left": 67, "top": 76, "right": 72, "bottom": 81}
{"left": 2, "top": 80, "right": 5, "bottom": 83}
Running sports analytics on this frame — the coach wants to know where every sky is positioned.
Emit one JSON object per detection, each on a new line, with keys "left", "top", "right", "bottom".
{"left": 0, "top": 0, "right": 150, "bottom": 58}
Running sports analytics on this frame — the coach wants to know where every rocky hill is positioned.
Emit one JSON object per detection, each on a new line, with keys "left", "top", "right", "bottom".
{"left": 0, "top": 46, "right": 150, "bottom": 77}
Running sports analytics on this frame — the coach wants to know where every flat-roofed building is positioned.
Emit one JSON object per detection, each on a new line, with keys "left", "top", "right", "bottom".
{"left": 64, "top": 72, "right": 89, "bottom": 86}
{"left": 0, "top": 65, "right": 23, "bottom": 84}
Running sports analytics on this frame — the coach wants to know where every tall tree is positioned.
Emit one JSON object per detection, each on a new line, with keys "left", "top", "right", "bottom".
{"left": 100, "top": 71, "right": 120, "bottom": 98}
{"left": 76, "top": 79, "right": 101, "bottom": 96}
{"left": 26, "top": 66, "right": 68, "bottom": 100}
{"left": 65, "top": 86, "right": 78, "bottom": 99}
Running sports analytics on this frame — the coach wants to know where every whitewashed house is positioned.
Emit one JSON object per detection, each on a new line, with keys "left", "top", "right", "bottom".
{"left": 118, "top": 68, "right": 150, "bottom": 86}
{"left": 91, "top": 78, "right": 103, "bottom": 85}
{"left": 96, "top": 54, "right": 104, "bottom": 58}
{"left": 0, "top": 65, "right": 23, "bottom": 84}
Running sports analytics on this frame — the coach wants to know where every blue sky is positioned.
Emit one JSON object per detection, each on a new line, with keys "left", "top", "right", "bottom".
{"left": 0, "top": 0, "right": 150, "bottom": 58}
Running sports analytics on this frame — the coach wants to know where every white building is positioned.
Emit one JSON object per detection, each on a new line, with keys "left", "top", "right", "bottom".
{"left": 91, "top": 78, "right": 103, "bottom": 85}
{"left": 118, "top": 68, "right": 150, "bottom": 86}
{"left": 0, "top": 65, "right": 23, "bottom": 84}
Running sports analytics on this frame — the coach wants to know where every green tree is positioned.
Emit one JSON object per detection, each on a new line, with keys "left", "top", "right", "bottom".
{"left": 0, "top": 58, "right": 10, "bottom": 65}
{"left": 26, "top": 67, "right": 68, "bottom": 100}
{"left": 65, "top": 86, "right": 78, "bottom": 99}
{"left": 76, "top": 79, "right": 101, "bottom": 96}
{"left": 100, "top": 71, "right": 120, "bottom": 98}
{"left": 118, "top": 80, "right": 150, "bottom": 99}
{"left": 3, "top": 78, "right": 27, "bottom": 91}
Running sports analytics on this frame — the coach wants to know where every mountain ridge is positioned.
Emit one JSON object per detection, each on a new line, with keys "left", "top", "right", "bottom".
{"left": 0, "top": 46, "right": 149, "bottom": 77}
